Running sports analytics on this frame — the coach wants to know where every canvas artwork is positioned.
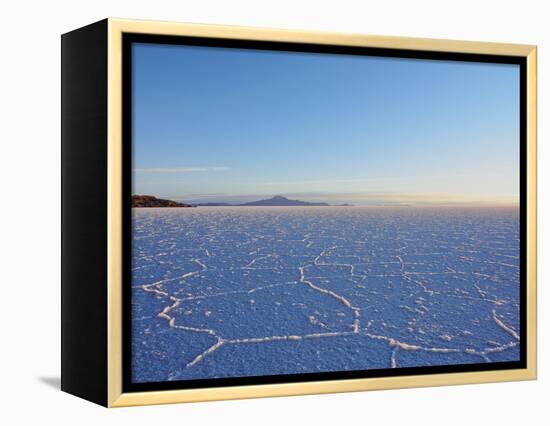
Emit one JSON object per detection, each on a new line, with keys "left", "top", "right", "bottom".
{"left": 129, "top": 42, "right": 521, "bottom": 385}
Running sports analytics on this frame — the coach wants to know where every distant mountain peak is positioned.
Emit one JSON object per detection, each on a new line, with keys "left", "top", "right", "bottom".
{"left": 242, "top": 195, "right": 329, "bottom": 206}
{"left": 194, "top": 195, "right": 354, "bottom": 207}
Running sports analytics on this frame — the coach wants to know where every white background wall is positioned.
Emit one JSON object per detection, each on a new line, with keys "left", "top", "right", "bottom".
{"left": 0, "top": 0, "right": 546, "bottom": 424}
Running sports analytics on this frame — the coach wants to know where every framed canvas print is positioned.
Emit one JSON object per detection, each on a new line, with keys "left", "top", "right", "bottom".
{"left": 61, "top": 18, "right": 537, "bottom": 407}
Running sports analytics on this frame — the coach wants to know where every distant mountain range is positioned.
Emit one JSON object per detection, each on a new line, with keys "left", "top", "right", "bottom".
{"left": 197, "top": 195, "right": 330, "bottom": 206}
{"left": 244, "top": 195, "right": 329, "bottom": 206}
{"left": 132, "top": 194, "right": 349, "bottom": 207}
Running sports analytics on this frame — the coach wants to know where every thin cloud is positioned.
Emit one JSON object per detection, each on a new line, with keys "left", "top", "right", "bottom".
{"left": 261, "top": 177, "right": 391, "bottom": 186}
{"left": 135, "top": 167, "right": 229, "bottom": 173}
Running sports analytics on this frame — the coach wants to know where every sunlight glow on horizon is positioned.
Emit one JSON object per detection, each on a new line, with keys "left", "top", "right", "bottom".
{"left": 152, "top": 191, "right": 518, "bottom": 207}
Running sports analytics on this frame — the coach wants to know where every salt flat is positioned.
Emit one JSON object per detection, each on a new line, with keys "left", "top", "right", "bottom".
{"left": 131, "top": 206, "right": 520, "bottom": 383}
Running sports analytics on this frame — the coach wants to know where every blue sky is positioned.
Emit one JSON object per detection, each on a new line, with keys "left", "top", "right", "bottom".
{"left": 132, "top": 42, "right": 519, "bottom": 205}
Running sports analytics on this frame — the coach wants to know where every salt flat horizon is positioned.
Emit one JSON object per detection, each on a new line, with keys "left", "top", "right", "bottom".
{"left": 133, "top": 192, "right": 519, "bottom": 208}
{"left": 132, "top": 204, "right": 520, "bottom": 210}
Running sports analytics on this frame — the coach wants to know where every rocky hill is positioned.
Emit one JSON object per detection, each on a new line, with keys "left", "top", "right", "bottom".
{"left": 132, "top": 195, "right": 193, "bottom": 208}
